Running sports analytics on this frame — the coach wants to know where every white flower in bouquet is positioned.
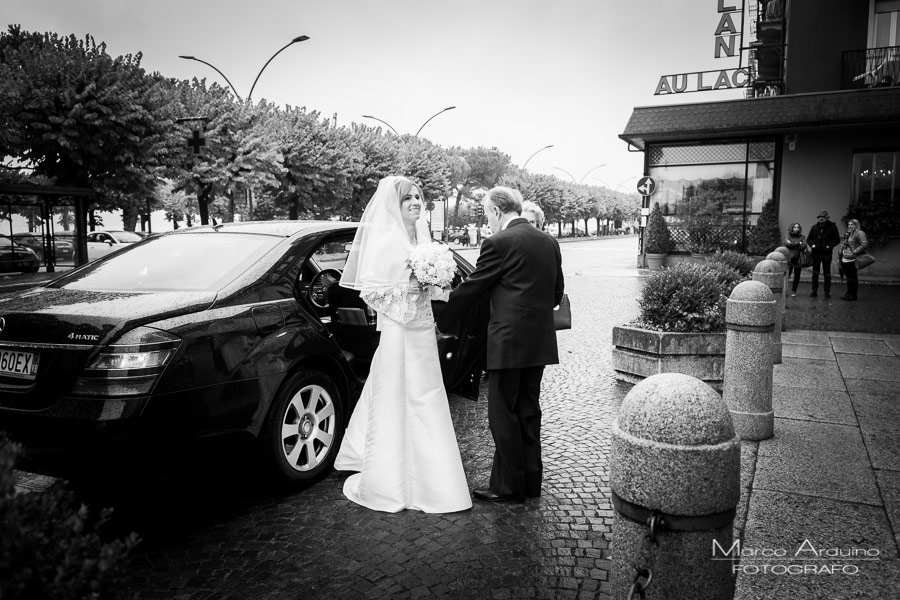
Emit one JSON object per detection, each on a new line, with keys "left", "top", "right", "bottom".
{"left": 409, "top": 242, "right": 458, "bottom": 288}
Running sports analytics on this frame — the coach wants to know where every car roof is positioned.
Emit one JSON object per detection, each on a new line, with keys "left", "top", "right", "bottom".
{"left": 163, "top": 220, "right": 358, "bottom": 238}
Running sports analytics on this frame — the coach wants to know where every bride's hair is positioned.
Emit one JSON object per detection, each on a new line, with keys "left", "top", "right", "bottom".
{"left": 394, "top": 178, "right": 423, "bottom": 205}
{"left": 340, "top": 175, "right": 432, "bottom": 292}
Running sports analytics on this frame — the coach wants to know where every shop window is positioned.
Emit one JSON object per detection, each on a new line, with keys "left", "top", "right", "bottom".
{"left": 648, "top": 141, "right": 776, "bottom": 253}
{"left": 850, "top": 150, "right": 900, "bottom": 247}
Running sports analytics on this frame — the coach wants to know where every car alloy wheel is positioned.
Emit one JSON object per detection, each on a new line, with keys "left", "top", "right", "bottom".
{"left": 263, "top": 370, "right": 344, "bottom": 485}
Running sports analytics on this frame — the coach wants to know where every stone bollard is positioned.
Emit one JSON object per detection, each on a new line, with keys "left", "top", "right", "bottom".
{"left": 611, "top": 373, "right": 741, "bottom": 600}
{"left": 723, "top": 280, "right": 776, "bottom": 441}
{"left": 768, "top": 249, "right": 789, "bottom": 331}
{"left": 752, "top": 259, "right": 784, "bottom": 363}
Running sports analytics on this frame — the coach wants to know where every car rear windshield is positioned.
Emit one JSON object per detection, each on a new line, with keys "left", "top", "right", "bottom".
{"left": 55, "top": 232, "right": 283, "bottom": 292}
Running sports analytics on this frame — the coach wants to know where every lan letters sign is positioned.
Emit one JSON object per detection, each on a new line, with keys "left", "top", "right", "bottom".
{"left": 654, "top": 0, "right": 749, "bottom": 95}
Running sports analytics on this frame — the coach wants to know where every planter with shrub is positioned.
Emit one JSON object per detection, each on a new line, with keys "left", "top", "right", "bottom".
{"left": 612, "top": 261, "right": 747, "bottom": 390}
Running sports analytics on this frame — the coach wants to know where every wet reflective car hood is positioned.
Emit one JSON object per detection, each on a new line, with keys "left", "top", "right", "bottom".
{"left": 0, "top": 287, "right": 216, "bottom": 345}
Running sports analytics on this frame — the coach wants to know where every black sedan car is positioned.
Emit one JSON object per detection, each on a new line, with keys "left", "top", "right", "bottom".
{"left": 0, "top": 236, "right": 41, "bottom": 273}
{"left": 0, "top": 222, "right": 486, "bottom": 485}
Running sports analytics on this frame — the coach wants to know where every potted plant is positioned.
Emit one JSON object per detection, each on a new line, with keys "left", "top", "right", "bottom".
{"left": 612, "top": 260, "right": 746, "bottom": 390}
{"left": 644, "top": 202, "right": 672, "bottom": 270}
{"left": 746, "top": 198, "right": 781, "bottom": 257}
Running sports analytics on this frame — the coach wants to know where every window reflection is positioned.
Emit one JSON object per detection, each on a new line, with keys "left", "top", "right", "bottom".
{"left": 648, "top": 141, "right": 776, "bottom": 253}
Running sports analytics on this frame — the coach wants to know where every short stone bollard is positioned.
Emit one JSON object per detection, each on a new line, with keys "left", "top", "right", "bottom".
{"left": 723, "top": 280, "right": 776, "bottom": 440}
{"left": 752, "top": 259, "right": 784, "bottom": 363}
{"left": 611, "top": 373, "right": 741, "bottom": 600}
{"left": 768, "top": 249, "right": 789, "bottom": 331}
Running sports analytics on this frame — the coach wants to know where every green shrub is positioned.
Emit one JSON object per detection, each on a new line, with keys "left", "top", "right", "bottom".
{"left": 644, "top": 202, "right": 673, "bottom": 254}
{"left": 709, "top": 249, "right": 756, "bottom": 277}
{"left": 635, "top": 262, "right": 746, "bottom": 332}
{"left": 0, "top": 433, "right": 139, "bottom": 600}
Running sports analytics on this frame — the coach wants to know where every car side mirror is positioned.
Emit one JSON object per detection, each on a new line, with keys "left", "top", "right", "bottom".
{"left": 106, "top": 240, "right": 114, "bottom": 246}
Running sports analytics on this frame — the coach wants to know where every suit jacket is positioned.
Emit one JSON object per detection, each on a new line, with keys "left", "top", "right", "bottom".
{"left": 437, "top": 218, "right": 564, "bottom": 370}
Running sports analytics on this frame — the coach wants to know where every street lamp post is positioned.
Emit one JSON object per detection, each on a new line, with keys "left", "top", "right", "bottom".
{"left": 521, "top": 145, "right": 554, "bottom": 171}
{"left": 362, "top": 106, "right": 457, "bottom": 138}
{"left": 248, "top": 35, "right": 309, "bottom": 100}
{"left": 179, "top": 35, "right": 308, "bottom": 224}
{"left": 415, "top": 106, "right": 456, "bottom": 137}
{"left": 179, "top": 34, "right": 309, "bottom": 101}
{"left": 360, "top": 115, "right": 401, "bottom": 137}
{"left": 554, "top": 163, "right": 607, "bottom": 185}
{"left": 177, "top": 55, "right": 242, "bottom": 99}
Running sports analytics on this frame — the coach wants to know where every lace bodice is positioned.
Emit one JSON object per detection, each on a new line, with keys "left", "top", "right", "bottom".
{"left": 361, "top": 275, "right": 436, "bottom": 328}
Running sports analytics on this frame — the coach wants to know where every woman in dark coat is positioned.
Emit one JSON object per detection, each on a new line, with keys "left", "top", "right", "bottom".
{"left": 784, "top": 222, "right": 807, "bottom": 297}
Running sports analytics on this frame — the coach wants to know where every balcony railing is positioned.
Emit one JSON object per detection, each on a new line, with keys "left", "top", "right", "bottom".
{"left": 842, "top": 45, "right": 900, "bottom": 90}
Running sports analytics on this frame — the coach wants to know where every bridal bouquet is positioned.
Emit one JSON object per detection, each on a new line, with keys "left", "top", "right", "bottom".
{"left": 409, "top": 242, "right": 458, "bottom": 288}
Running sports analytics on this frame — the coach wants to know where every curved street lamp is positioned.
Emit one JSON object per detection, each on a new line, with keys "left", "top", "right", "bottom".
{"left": 361, "top": 114, "right": 401, "bottom": 137}
{"left": 521, "top": 144, "right": 554, "bottom": 171}
{"left": 363, "top": 106, "right": 457, "bottom": 138}
{"left": 415, "top": 106, "right": 456, "bottom": 137}
{"left": 179, "top": 34, "right": 309, "bottom": 102}
{"left": 248, "top": 35, "right": 309, "bottom": 100}
{"left": 178, "top": 55, "right": 242, "bottom": 99}
{"left": 554, "top": 163, "right": 607, "bottom": 185}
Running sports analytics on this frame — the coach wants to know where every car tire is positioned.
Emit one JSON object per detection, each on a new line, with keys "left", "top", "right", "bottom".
{"left": 261, "top": 369, "right": 344, "bottom": 487}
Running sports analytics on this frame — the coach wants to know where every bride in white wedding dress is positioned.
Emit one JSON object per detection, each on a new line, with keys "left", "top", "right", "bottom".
{"left": 334, "top": 176, "right": 472, "bottom": 513}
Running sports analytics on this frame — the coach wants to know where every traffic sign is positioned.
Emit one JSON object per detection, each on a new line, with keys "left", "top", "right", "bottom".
{"left": 187, "top": 128, "right": 206, "bottom": 155}
{"left": 636, "top": 176, "right": 656, "bottom": 196}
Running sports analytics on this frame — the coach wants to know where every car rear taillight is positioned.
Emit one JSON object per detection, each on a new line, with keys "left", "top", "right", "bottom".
{"left": 71, "top": 326, "right": 181, "bottom": 396}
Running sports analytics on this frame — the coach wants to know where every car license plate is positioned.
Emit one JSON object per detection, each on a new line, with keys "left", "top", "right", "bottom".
{"left": 0, "top": 349, "right": 40, "bottom": 380}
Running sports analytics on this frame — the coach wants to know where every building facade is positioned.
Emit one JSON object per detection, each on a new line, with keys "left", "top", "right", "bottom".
{"left": 621, "top": 0, "right": 900, "bottom": 281}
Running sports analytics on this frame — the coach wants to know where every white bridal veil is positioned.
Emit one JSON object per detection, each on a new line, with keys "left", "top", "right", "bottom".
{"left": 340, "top": 176, "right": 432, "bottom": 292}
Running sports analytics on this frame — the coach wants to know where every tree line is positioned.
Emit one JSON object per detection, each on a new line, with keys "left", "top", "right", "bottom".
{"left": 0, "top": 26, "right": 640, "bottom": 235}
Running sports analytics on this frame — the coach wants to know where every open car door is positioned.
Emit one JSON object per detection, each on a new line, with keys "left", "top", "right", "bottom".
{"left": 432, "top": 250, "right": 489, "bottom": 400}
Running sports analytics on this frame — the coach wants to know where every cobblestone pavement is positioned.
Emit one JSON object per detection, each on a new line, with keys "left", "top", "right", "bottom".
{"left": 13, "top": 247, "right": 897, "bottom": 599}
{"left": 102, "top": 271, "right": 641, "bottom": 600}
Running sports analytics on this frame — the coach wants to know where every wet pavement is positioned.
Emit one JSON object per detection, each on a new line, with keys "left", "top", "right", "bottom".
{"left": 9, "top": 244, "right": 900, "bottom": 599}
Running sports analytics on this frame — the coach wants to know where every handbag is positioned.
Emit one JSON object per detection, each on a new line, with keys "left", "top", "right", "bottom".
{"left": 798, "top": 249, "right": 811, "bottom": 268}
{"left": 553, "top": 294, "right": 572, "bottom": 330}
{"left": 855, "top": 251, "right": 876, "bottom": 270}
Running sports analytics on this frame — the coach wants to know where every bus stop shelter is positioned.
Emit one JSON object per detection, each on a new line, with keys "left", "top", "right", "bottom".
{"left": 0, "top": 182, "right": 95, "bottom": 272}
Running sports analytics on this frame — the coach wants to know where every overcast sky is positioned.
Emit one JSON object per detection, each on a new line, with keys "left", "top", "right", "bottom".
{"left": 6, "top": 0, "right": 749, "bottom": 194}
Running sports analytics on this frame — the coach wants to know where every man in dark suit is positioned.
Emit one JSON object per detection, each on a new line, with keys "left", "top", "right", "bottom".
{"left": 436, "top": 186, "right": 565, "bottom": 502}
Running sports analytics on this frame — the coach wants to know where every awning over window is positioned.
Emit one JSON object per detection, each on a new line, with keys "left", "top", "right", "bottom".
{"left": 620, "top": 87, "right": 900, "bottom": 150}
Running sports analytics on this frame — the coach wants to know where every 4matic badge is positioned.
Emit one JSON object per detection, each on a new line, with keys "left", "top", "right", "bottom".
{"left": 68, "top": 332, "right": 100, "bottom": 342}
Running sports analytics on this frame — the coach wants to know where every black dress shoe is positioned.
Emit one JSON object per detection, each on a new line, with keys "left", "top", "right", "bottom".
{"left": 824, "top": 292, "right": 831, "bottom": 298}
{"left": 809, "top": 292, "right": 818, "bottom": 297}
{"left": 473, "top": 488, "right": 524, "bottom": 503}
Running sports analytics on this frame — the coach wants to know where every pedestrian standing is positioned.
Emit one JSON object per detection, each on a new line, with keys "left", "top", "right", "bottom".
{"left": 806, "top": 210, "right": 841, "bottom": 298}
{"left": 783, "top": 222, "right": 807, "bottom": 297}
{"left": 838, "top": 219, "right": 868, "bottom": 302}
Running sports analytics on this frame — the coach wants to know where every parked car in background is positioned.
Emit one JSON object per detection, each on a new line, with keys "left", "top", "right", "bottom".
{"left": 84, "top": 229, "right": 144, "bottom": 261}
{"left": 0, "top": 236, "right": 41, "bottom": 273}
{"left": 0, "top": 221, "right": 487, "bottom": 486}
{"left": 9, "top": 232, "right": 75, "bottom": 262}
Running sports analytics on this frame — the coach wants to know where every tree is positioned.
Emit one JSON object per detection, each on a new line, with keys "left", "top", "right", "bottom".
{"left": 448, "top": 146, "right": 511, "bottom": 222}
{"left": 0, "top": 27, "right": 175, "bottom": 228}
